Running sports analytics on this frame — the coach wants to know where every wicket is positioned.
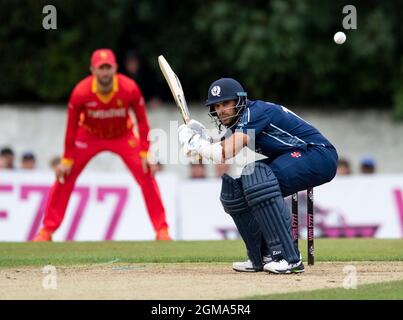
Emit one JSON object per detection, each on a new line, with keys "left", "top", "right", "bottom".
{"left": 292, "top": 188, "right": 314, "bottom": 265}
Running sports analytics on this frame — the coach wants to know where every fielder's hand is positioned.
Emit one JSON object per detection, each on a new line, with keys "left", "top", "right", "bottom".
{"left": 56, "top": 162, "right": 73, "bottom": 184}
{"left": 140, "top": 151, "right": 158, "bottom": 176}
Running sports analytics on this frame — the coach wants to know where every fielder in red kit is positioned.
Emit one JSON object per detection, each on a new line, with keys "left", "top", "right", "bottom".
{"left": 33, "top": 49, "right": 171, "bottom": 241}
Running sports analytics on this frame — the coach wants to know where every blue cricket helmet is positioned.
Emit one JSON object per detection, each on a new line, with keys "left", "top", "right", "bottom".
{"left": 205, "top": 78, "right": 247, "bottom": 106}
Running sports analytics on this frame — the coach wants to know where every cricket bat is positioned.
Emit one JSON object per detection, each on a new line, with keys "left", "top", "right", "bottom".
{"left": 158, "top": 55, "right": 205, "bottom": 162}
{"left": 158, "top": 55, "right": 191, "bottom": 124}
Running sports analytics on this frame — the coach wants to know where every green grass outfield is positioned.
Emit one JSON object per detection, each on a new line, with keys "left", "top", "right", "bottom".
{"left": 0, "top": 238, "right": 402, "bottom": 267}
{"left": 243, "top": 280, "right": 403, "bottom": 300}
{"left": 1, "top": 239, "right": 403, "bottom": 299}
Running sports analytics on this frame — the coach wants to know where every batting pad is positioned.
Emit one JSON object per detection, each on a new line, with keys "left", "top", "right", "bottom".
{"left": 220, "top": 174, "right": 264, "bottom": 269}
{"left": 241, "top": 162, "right": 300, "bottom": 264}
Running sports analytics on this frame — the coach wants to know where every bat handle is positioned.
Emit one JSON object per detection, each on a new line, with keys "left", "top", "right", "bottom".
{"left": 184, "top": 116, "right": 191, "bottom": 124}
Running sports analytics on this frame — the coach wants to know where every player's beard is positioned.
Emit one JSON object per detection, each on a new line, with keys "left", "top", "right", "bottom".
{"left": 223, "top": 116, "right": 239, "bottom": 128}
{"left": 98, "top": 75, "right": 113, "bottom": 87}
{"left": 219, "top": 111, "right": 238, "bottom": 127}
{"left": 220, "top": 115, "right": 232, "bottom": 126}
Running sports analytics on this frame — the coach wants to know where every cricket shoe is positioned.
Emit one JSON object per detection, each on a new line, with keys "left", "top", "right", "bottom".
{"left": 232, "top": 255, "right": 272, "bottom": 272}
{"left": 32, "top": 228, "right": 53, "bottom": 242}
{"left": 156, "top": 228, "right": 172, "bottom": 241}
{"left": 263, "top": 258, "right": 305, "bottom": 274}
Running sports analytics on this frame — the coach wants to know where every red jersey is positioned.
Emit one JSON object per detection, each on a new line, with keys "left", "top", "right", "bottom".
{"left": 64, "top": 73, "right": 150, "bottom": 159}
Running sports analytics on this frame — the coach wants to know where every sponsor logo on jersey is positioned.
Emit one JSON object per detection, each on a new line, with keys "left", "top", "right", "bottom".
{"left": 87, "top": 108, "right": 126, "bottom": 119}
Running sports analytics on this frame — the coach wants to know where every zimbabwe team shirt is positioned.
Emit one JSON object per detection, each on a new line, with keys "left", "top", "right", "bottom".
{"left": 64, "top": 73, "right": 150, "bottom": 159}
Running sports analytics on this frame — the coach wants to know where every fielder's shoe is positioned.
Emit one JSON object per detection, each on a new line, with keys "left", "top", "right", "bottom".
{"left": 32, "top": 228, "right": 53, "bottom": 242}
{"left": 263, "top": 258, "right": 305, "bottom": 274}
{"left": 232, "top": 256, "right": 272, "bottom": 272}
{"left": 156, "top": 228, "right": 172, "bottom": 241}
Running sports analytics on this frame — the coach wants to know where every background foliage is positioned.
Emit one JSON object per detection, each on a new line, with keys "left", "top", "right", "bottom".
{"left": 1, "top": 0, "right": 402, "bottom": 117}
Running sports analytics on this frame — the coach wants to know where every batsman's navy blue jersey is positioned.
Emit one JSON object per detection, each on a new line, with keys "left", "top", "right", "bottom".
{"left": 234, "top": 100, "right": 334, "bottom": 158}
{"left": 228, "top": 99, "right": 338, "bottom": 196}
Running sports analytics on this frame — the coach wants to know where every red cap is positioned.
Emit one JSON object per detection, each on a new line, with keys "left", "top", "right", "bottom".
{"left": 91, "top": 49, "right": 117, "bottom": 68}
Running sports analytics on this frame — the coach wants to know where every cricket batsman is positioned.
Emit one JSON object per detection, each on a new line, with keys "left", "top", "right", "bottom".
{"left": 33, "top": 49, "right": 171, "bottom": 241}
{"left": 178, "top": 78, "right": 338, "bottom": 274}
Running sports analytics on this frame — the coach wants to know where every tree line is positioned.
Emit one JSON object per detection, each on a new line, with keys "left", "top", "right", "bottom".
{"left": 1, "top": 0, "right": 402, "bottom": 118}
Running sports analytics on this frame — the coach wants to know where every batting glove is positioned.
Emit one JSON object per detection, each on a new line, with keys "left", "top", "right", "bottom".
{"left": 178, "top": 124, "right": 197, "bottom": 156}
{"left": 187, "top": 119, "right": 205, "bottom": 135}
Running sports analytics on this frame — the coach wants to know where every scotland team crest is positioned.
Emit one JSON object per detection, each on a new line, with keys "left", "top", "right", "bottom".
{"left": 211, "top": 85, "right": 221, "bottom": 96}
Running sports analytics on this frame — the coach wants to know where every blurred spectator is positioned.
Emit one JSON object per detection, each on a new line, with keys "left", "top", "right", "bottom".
{"left": 149, "top": 160, "right": 163, "bottom": 175}
{"left": 0, "top": 147, "right": 15, "bottom": 169}
{"left": 190, "top": 163, "right": 206, "bottom": 179}
{"left": 360, "top": 156, "right": 376, "bottom": 174}
{"left": 21, "top": 151, "right": 36, "bottom": 170}
{"left": 124, "top": 50, "right": 163, "bottom": 109}
{"left": 49, "top": 156, "right": 61, "bottom": 172}
{"left": 215, "top": 163, "right": 231, "bottom": 177}
{"left": 336, "top": 158, "right": 352, "bottom": 175}
{"left": 154, "top": 161, "right": 163, "bottom": 173}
